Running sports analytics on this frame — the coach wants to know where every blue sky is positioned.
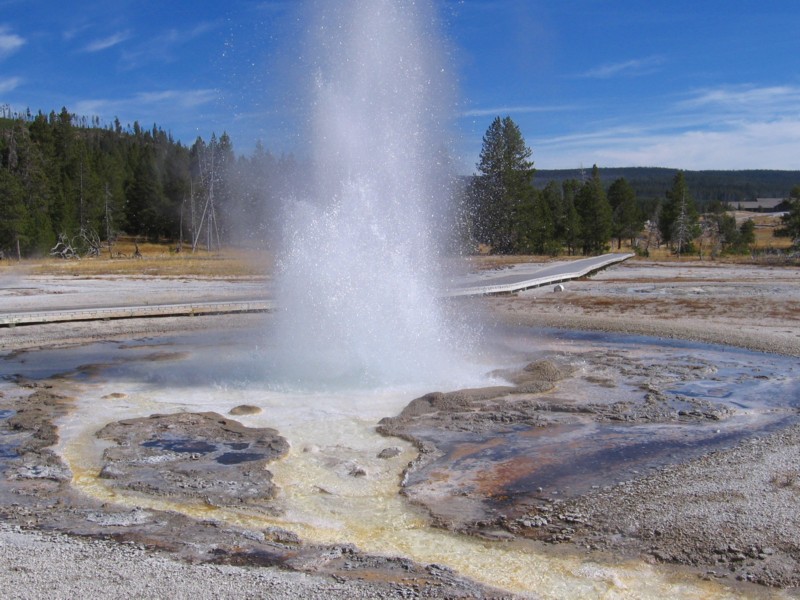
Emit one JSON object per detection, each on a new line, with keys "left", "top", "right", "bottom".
{"left": 1, "top": 0, "right": 798, "bottom": 172}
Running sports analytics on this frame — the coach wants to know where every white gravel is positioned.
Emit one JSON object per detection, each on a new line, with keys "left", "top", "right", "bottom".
{"left": 0, "top": 524, "right": 385, "bottom": 600}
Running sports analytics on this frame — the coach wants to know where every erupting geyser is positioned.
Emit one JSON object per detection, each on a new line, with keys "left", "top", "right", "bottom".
{"left": 270, "top": 0, "right": 474, "bottom": 387}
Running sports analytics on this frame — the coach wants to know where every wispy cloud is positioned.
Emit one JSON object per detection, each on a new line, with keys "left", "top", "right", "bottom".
{"left": 591, "top": 119, "right": 800, "bottom": 170}
{"left": 63, "top": 23, "right": 90, "bottom": 42}
{"left": 679, "top": 84, "right": 800, "bottom": 115}
{"left": 121, "top": 21, "right": 218, "bottom": 69}
{"left": 462, "top": 104, "right": 578, "bottom": 118}
{"left": 136, "top": 89, "right": 218, "bottom": 109}
{"left": 83, "top": 30, "right": 132, "bottom": 53}
{"left": 512, "top": 85, "right": 800, "bottom": 170}
{"left": 0, "top": 25, "right": 24, "bottom": 59}
{"left": 161, "top": 22, "right": 217, "bottom": 46}
{"left": 73, "top": 88, "right": 218, "bottom": 118}
{"left": 576, "top": 56, "right": 664, "bottom": 79}
{"left": 0, "top": 75, "right": 21, "bottom": 93}
{"left": 528, "top": 84, "right": 800, "bottom": 170}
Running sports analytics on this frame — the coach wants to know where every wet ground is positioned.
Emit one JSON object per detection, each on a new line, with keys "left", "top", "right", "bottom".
{"left": 380, "top": 327, "right": 799, "bottom": 520}
{"left": 0, "top": 377, "right": 503, "bottom": 598}
{"left": 97, "top": 411, "right": 289, "bottom": 508}
{"left": 1, "top": 320, "right": 799, "bottom": 596}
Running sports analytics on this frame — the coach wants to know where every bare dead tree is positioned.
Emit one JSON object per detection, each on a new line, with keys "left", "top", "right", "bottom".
{"left": 643, "top": 204, "right": 662, "bottom": 254}
{"left": 191, "top": 138, "right": 222, "bottom": 254}
{"left": 177, "top": 194, "right": 185, "bottom": 253}
{"left": 104, "top": 182, "right": 115, "bottom": 257}
{"left": 50, "top": 233, "right": 79, "bottom": 259}
{"left": 697, "top": 218, "right": 723, "bottom": 261}
{"left": 79, "top": 228, "right": 102, "bottom": 257}
{"left": 673, "top": 190, "right": 692, "bottom": 259}
{"left": 50, "top": 229, "right": 103, "bottom": 259}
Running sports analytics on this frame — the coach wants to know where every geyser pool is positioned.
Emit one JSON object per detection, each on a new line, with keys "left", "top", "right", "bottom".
{"left": 269, "top": 0, "right": 473, "bottom": 387}
{"left": 18, "top": 324, "right": 793, "bottom": 599}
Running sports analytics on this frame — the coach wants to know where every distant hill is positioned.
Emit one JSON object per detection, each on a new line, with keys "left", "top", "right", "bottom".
{"left": 533, "top": 167, "right": 800, "bottom": 205}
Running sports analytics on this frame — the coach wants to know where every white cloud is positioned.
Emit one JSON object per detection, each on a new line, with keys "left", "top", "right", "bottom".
{"left": 0, "top": 25, "right": 24, "bottom": 59}
{"left": 0, "top": 75, "right": 21, "bottom": 93}
{"left": 576, "top": 56, "right": 664, "bottom": 79}
{"left": 83, "top": 30, "right": 132, "bottom": 53}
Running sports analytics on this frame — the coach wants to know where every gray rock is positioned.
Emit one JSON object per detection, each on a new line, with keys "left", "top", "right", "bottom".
{"left": 377, "top": 447, "right": 402, "bottom": 459}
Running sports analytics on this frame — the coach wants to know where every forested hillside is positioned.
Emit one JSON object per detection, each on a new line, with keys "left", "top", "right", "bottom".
{"left": 0, "top": 109, "right": 298, "bottom": 258}
{"left": 534, "top": 167, "right": 800, "bottom": 205}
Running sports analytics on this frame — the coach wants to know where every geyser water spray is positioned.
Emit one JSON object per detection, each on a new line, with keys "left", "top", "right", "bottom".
{"left": 269, "top": 0, "right": 475, "bottom": 387}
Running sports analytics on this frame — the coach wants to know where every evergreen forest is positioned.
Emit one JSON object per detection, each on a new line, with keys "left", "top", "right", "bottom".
{"left": 0, "top": 109, "right": 300, "bottom": 259}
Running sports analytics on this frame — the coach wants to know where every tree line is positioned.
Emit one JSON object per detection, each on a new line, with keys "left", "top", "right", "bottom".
{"left": 1, "top": 109, "right": 798, "bottom": 259}
{"left": 534, "top": 167, "right": 800, "bottom": 206}
{"left": 0, "top": 108, "right": 299, "bottom": 259}
{"left": 466, "top": 116, "right": 798, "bottom": 257}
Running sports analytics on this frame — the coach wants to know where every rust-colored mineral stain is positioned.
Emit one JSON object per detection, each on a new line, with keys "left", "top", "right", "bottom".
{"left": 474, "top": 455, "right": 540, "bottom": 497}
{"left": 427, "top": 469, "right": 452, "bottom": 483}
{"left": 446, "top": 436, "right": 505, "bottom": 462}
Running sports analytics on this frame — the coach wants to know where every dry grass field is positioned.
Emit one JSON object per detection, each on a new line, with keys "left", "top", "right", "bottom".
{"left": 744, "top": 210, "right": 794, "bottom": 250}
{"left": 0, "top": 239, "right": 271, "bottom": 278}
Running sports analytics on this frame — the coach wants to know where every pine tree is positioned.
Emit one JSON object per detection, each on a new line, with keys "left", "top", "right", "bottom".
{"left": 1, "top": 119, "right": 54, "bottom": 254}
{"left": 0, "top": 167, "right": 25, "bottom": 258}
{"left": 575, "top": 165, "right": 612, "bottom": 255}
{"left": 607, "top": 177, "right": 642, "bottom": 249}
{"left": 213, "top": 132, "right": 235, "bottom": 240}
{"left": 516, "top": 190, "right": 555, "bottom": 255}
{"left": 125, "top": 146, "right": 165, "bottom": 240}
{"left": 561, "top": 179, "right": 582, "bottom": 256}
{"left": 776, "top": 185, "right": 800, "bottom": 249}
{"left": 474, "top": 116, "right": 534, "bottom": 253}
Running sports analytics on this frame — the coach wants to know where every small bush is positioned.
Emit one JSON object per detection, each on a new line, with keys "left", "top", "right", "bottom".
{"left": 770, "top": 470, "right": 799, "bottom": 490}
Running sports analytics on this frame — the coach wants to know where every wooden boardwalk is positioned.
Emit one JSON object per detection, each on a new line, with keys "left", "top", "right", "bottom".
{"left": 0, "top": 253, "right": 633, "bottom": 327}
{"left": 446, "top": 253, "right": 634, "bottom": 297}
{"left": 0, "top": 300, "right": 273, "bottom": 328}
